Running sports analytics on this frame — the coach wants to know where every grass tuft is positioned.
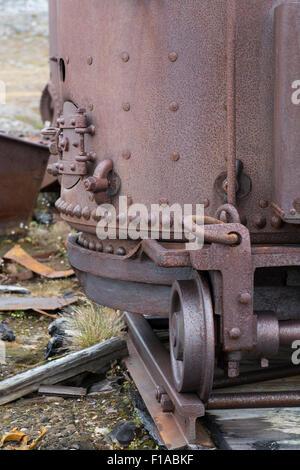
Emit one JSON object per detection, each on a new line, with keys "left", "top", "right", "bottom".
{"left": 65, "top": 300, "right": 125, "bottom": 350}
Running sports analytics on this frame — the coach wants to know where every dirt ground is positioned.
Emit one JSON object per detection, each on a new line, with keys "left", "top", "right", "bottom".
{"left": 0, "top": 219, "right": 157, "bottom": 451}
{"left": 0, "top": 1, "right": 157, "bottom": 451}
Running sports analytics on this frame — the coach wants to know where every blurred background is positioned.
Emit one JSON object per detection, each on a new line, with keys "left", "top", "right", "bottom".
{"left": 0, "top": 0, "right": 49, "bottom": 135}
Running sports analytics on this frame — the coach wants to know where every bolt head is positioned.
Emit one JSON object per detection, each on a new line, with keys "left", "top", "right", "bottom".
{"left": 122, "top": 150, "right": 131, "bottom": 160}
{"left": 229, "top": 328, "right": 241, "bottom": 340}
{"left": 169, "top": 102, "right": 179, "bottom": 112}
{"left": 170, "top": 153, "right": 180, "bottom": 162}
{"left": 239, "top": 292, "right": 251, "bottom": 305}
{"left": 122, "top": 102, "right": 131, "bottom": 112}
{"left": 121, "top": 51, "right": 130, "bottom": 62}
{"left": 168, "top": 52, "right": 178, "bottom": 62}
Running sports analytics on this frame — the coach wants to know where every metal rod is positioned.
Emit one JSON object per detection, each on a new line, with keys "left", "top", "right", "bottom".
{"left": 213, "top": 365, "right": 300, "bottom": 390}
{"left": 226, "top": 0, "right": 237, "bottom": 206}
{"left": 183, "top": 215, "right": 240, "bottom": 246}
{"left": 279, "top": 321, "right": 300, "bottom": 346}
{"left": 207, "top": 391, "right": 300, "bottom": 410}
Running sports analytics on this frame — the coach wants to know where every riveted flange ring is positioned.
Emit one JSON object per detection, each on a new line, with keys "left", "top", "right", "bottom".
{"left": 169, "top": 271, "right": 215, "bottom": 403}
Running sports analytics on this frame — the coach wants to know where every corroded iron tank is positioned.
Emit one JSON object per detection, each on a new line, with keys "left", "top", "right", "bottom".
{"left": 44, "top": 0, "right": 300, "bottom": 411}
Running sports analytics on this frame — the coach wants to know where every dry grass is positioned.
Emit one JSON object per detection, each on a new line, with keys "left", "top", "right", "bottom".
{"left": 65, "top": 300, "right": 125, "bottom": 350}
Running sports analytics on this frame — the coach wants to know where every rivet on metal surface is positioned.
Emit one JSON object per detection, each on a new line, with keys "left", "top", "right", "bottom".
{"left": 159, "top": 199, "right": 169, "bottom": 206}
{"left": 122, "top": 151, "right": 131, "bottom": 160}
{"left": 122, "top": 103, "right": 131, "bottom": 112}
{"left": 290, "top": 209, "right": 297, "bottom": 216}
{"left": 121, "top": 52, "right": 130, "bottom": 62}
{"left": 105, "top": 245, "right": 114, "bottom": 254}
{"left": 253, "top": 215, "right": 267, "bottom": 230}
{"left": 87, "top": 56, "right": 93, "bottom": 65}
{"left": 160, "top": 394, "right": 175, "bottom": 413}
{"left": 170, "top": 153, "right": 180, "bottom": 162}
{"left": 238, "top": 292, "right": 251, "bottom": 305}
{"left": 169, "top": 102, "right": 179, "bottom": 112}
{"left": 229, "top": 328, "right": 241, "bottom": 340}
{"left": 89, "top": 242, "right": 95, "bottom": 251}
{"left": 271, "top": 215, "right": 283, "bottom": 229}
{"left": 82, "top": 207, "right": 91, "bottom": 220}
{"left": 96, "top": 242, "right": 103, "bottom": 252}
{"left": 168, "top": 52, "right": 178, "bottom": 62}
{"left": 259, "top": 200, "right": 269, "bottom": 209}
{"left": 117, "top": 247, "right": 126, "bottom": 256}
{"left": 92, "top": 209, "right": 101, "bottom": 222}
{"left": 66, "top": 204, "right": 74, "bottom": 216}
{"left": 74, "top": 205, "right": 82, "bottom": 218}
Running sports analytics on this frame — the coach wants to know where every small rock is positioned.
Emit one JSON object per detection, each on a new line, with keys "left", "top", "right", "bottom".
{"left": 108, "top": 376, "right": 125, "bottom": 386}
{"left": 105, "top": 408, "right": 117, "bottom": 415}
{"left": 45, "top": 336, "right": 69, "bottom": 359}
{"left": 34, "top": 210, "right": 53, "bottom": 226}
{"left": 41, "top": 417, "right": 51, "bottom": 423}
{"left": 108, "top": 421, "right": 138, "bottom": 447}
{"left": 0, "top": 321, "right": 15, "bottom": 342}
{"left": 65, "top": 424, "right": 76, "bottom": 434}
{"left": 74, "top": 439, "right": 95, "bottom": 450}
{"left": 88, "top": 380, "right": 113, "bottom": 395}
{"left": 95, "top": 427, "right": 110, "bottom": 436}
{"left": 48, "top": 318, "right": 67, "bottom": 337}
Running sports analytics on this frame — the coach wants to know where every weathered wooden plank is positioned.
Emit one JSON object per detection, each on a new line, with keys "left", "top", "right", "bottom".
{"left": 0, "top": 337, "right": 128, "bottom": 405}
{"left": 206, "top": 376, "right": 300, "bottom": 450}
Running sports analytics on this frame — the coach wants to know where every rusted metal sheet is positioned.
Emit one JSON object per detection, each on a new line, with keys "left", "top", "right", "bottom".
{"left": 4, "top": 245, "right": 74, "bottom": 279}
{"left": 273, "top": 2, "right": 300, "bottom": 224}
{"left": 47, "top": 0, "right": 300, "bottom": 244}
{"left": 0, "top": 134, "right": 49, "bottom": 235}
{"left": 0, "top": 295, "right": 77, "bottom": 312}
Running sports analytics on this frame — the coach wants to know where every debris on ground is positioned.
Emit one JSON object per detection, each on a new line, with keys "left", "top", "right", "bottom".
{"left": 0, "top": 426, "right": 47, "bottom": 450}
{"left": 108, "top": 421, "right": 138, "bottom": 447}
{"left": 33, "top": 210, "right": 53, "bottom": 227}
{"left": 0, "top": 285, "right": 30, "bottom": 295}
{"left": 38, "top": 385, "right": 87, "bottom": 399}
{"left": 45, "top": 317, "right": 73, "bottom": 359}
{"left": 0, "top": 337, "right": 128, "bottom": 406}
{"left": 0, "top": 294, "right": 77, "bottom": 312}
{"left": 0, "top": 321, "right": 15, "bottom": 342}
{"left": 4, "top": 245, "right": 74, "bottom": 279}
{"left": 88, "top": 380, "right": 114, "bottom": 396}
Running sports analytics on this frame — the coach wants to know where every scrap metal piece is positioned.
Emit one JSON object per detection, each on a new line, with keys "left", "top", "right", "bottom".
{"left": 38, "top": 385, "right": 87, "bottom": 398}
{"left": 4, "top": 245, "right": 74, "bottom": 279}
{"left": 0, "top": 295, "right": 77, "bottom": 312}
{"left": 0, "top": 134, "right": 49, "bottom": 235}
